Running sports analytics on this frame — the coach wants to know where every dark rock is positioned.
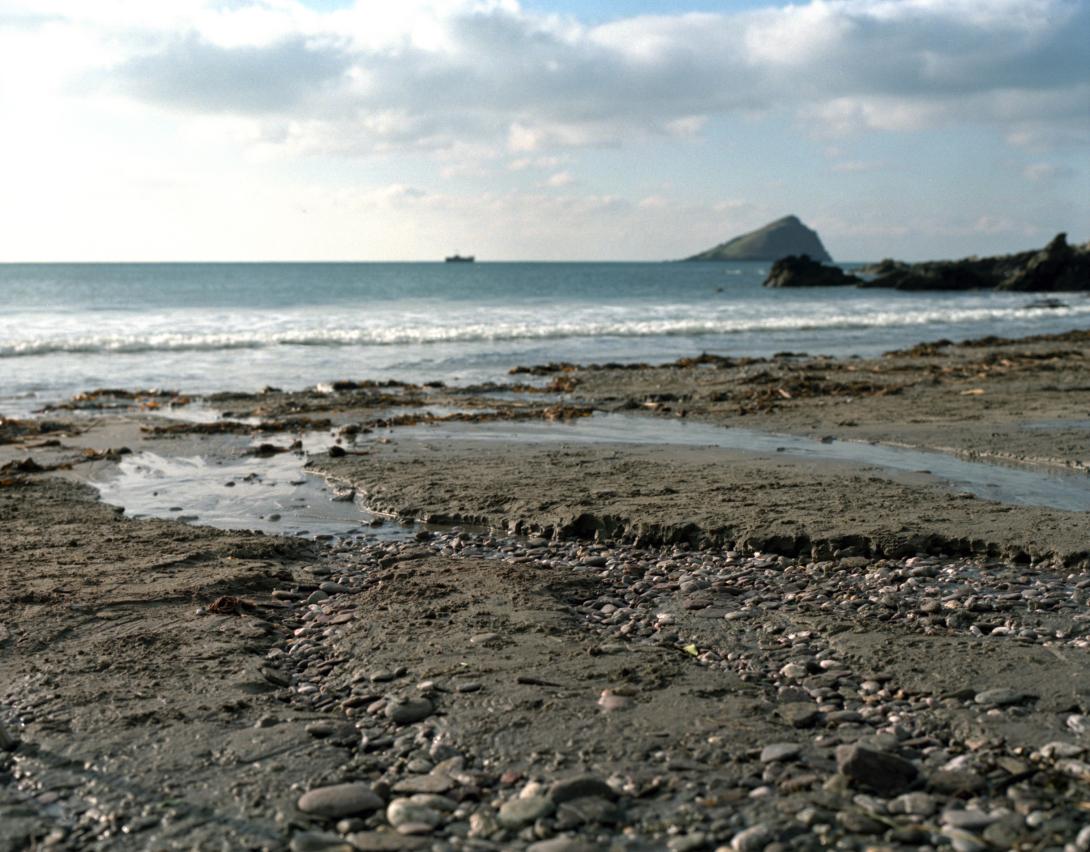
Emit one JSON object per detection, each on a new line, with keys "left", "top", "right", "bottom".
{"left": 548, "top": 774, "right": 616, "bottom": 804}
{"left": 929, "top": 768, "right": 986, "bottom": 795}
{"left": 763, "top": 255, "right": 861, "bottom": 288}
{"left": 860, "top": 233, "right": 1090, "bottom": 292}
{"left": 835, "top": 744, "right": 919, "bottom": 795}
{"left": 779, "top": 702, "right": 822, "bottom": 728}
{"left": 555, "top": 796, "right": 621, "bottom": 827}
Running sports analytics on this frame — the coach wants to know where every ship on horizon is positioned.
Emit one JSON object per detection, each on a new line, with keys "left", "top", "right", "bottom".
{"left": 445, "top": 253, "right": 475, "bottom": 263}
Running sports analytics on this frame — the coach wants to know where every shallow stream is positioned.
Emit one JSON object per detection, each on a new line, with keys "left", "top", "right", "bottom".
{"left": 92, "top": 411, "right": 1090, "bottom": 540}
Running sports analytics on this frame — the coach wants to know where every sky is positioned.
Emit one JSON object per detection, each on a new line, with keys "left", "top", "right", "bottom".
{"left": 0, "top": 0, "right": 1087, "bottom": 262}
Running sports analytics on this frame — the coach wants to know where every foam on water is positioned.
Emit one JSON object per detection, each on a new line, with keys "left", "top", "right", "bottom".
{"left": 2, "top": 261, "right": 1088, "bottom": 414}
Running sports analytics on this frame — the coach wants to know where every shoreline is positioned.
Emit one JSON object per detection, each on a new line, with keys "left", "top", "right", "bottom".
{"left": 3, "top": 328, "right": 1090, "bottom": 850}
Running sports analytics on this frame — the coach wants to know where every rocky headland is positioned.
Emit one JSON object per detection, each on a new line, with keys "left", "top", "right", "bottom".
{"left": 763, "top": 233, "right": 1090, "bottom": 292}
{"left": 684, "top": 216, "right": 832, "bottom": 263}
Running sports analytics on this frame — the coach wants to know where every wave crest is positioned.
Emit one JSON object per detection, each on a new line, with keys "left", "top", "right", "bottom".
{"left": 2, "top": 304, "right": 1088, "bottom": 357}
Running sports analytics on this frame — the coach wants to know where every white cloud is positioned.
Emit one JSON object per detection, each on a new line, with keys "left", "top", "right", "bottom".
{"left": 3, "top": 0, "right": 1086, "bottom": 161}
{"left": 544, "top": 170, "right": 574, "bottom": 187}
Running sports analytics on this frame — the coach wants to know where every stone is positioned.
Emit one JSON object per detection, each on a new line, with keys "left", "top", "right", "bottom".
{"left": 667, "top": 835, "right": 706, "bottom": 852}
{"left": 597, "top": 690, "right": 631, "bottom": 711}
{"left": 778, "top": 663, "right": 807, "bottom": 680}
{"left": 778, "top": 702, "right": 821, "bottom": 728}
{"left": 759, "top": 743, "right": 801, "bottom": 763}
{"left": 1041, "top": 741, "right": 1084, "bottom": 759}
{"left": 0, "top": 723, "right": 18, "bottom": 752}
{"left": 320, "top": 581, "right": 349, "bottom": 594}
{"left": 346, "top": 832, "right": 428, "bottom": 851}
{"left": 289, "top": 831, "right": 354, "bottom": 852}
{"left": 941, "top": 826, "right": 988, "bottom": 852}
{"left": 888, "top": 792, "right": 936, "bottom": 816}
{"left": 730, "top": 824, "right": 772, "bottom": 852}
{"left": 497, "top": 794, "right": 554, "bottom": 829}
{"left": 392, "top": 773, "right": 453, "bottom": 795}
{"left": 468, "top": 810, "right": 499, "bottom": 838}
{"left": 297, "top": 784, "right": 384, "bottom": 818}
{"left": 305, "top": 720, "right": 356, "bottom": 740}
{"left": 385, "top": 798, "right": 441, "bottom": 830}
{"left": 527, "top": 839, "right": 600, "bottom": 852}
{"left": 547, "top": 774, "right": 615, "bottom": 804}
{"left": 929, "top": 768, "right": 986, "bottom": 795}
{"left": 974, "top": 688, "right": 1026, "bottom": 707}
{"left": 837, "top": 810, "right": 885, "bottom": 834}
{"left": 942, "top": 809, "right": 998, "bottom": 830}
{"left": 835, "top": 744, "right": 919, "bottom": 796}
{"left": 385, "top": 698, "right": 434, "bottom": 725}
{"left": 555, "top": 796, "right": 621, "bottom": 828}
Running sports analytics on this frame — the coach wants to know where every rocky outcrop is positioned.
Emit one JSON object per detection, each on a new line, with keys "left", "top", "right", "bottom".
{"left": 860, "top": 234, "right": 1090, "bottom": 292}
{"left": 763, "top": 254, "right": 861, "bottom": 288}
{"left": 685, "top": 215, "right": 832, "bottom": 262}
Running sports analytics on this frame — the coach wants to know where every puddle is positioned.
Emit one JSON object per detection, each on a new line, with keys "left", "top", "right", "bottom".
{"left": 1023, "top": 419, "right": 1090, "bottom": 431}
{"left": 393, "top": 413, "right": 1090, "bottom": 512}
{"left": 93, "top": 430, "right": 408, "bottom": 540}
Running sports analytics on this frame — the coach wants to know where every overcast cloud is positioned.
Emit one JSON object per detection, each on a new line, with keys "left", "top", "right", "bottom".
{"left": 9, "top": 0, "right": 1084, "bottom": 153}
{"left": 0, "top": 0, "right": 1087, "bottom": 260}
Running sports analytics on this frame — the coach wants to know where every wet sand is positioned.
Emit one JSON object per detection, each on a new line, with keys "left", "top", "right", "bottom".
{"left": 3, "top": 329, "right": 1090, "bottom": 851}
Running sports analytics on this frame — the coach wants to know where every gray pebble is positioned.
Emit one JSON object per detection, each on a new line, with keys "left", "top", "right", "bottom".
{"left": 498, "top": 794, "right": 554, "bottom": 829}
{"left": 759, "top": 742, "right": 801, "bottom": 763}
{"left": 297, "top": 783, "right": 384, "bottom": 818}
{"left": 385, "top": 697, "right": 434, "bottom": 725}
{"left": 974, "top": 688, "right": 1026, "bottom": 707}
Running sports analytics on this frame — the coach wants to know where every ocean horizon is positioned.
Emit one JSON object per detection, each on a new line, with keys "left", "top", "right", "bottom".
{"left": 3, "top": 260, "right": 1089, "bottom": 416}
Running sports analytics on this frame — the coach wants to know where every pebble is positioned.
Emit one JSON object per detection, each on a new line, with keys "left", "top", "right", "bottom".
{"left": 253, "top": 527, "right": 1090, "bottom": 851}
{"left": 759, "top": 743, "right": 801, "bottom": 764}
{"left": 289, "top": 831, "right": 354, "bottom": 852}
{"left": 386, "top": 798, "right": 442, "bottom": 831}
{"left": 497, "top": 794, "right": 554, "bottom": 828}
{"left": 547, "top": 774, "right": 615, "bottom": 804}
{"left": 526, "top": 839, "right": 600, "bottom": 852}
{"left": 596, "top": 690, "right": 631, "bottom": 712}
{"left": 346, "top": 832, "right": 429, "bottom": 850}
{"left": 391, "top": 773, "right": 453, "bottom": 795}
{"left": 942, "top": 809, "right": 998, "bottom": 830}
{"left": 778, "top": 702, "right": 820, "bottom": 728}
{"left": 974, "top": 687, "right": 1026, "bottom": 707}
{"left": 835, "top": 744, "right": 919, "bottom": 796}
{"left": 385, "top": 698, "right": 434, "bottom": 725}
{"left": 730, "top": 824, "right": 772, "bottom": 852}
{"left": 888, "top": 791, "right": 936, "bottom": 816}
{"left": 297, "top": 784, "right": 384, "bottom": 818}
{"left": 941, "top": 826, "right": 989, "bottom": 852}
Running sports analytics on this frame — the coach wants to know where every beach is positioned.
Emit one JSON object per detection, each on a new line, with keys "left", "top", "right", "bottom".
{"left": 3, "top": 329, "right": 1090, "bottom": 851}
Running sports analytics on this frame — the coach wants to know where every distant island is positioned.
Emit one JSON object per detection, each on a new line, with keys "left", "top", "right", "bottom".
{"left": 764, "top": 233, "right": 1090, "bottom": 292}
{"left": 684, "top": 215, "right": 832, "bottom": 263}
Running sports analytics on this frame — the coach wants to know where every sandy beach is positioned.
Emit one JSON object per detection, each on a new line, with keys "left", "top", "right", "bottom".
{"left": 3, "top": 329, "right": 1090, "bottom": 851}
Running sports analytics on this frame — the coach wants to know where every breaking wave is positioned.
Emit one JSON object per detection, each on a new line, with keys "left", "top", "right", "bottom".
{"left": 3, "top": 302, "right": 1089, "bottom": 358}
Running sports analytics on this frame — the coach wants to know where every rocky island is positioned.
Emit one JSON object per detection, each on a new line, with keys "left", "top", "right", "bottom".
{"left": 764, "top": 232, "right": 1090, "bottom": 291}
{"left": 685, "top": 215, "right": 832, "bottom": 263}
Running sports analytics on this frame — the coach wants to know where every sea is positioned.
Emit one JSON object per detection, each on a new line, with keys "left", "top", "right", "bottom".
{"left": 2, "top": 261, "right": 1089, "bottom": 417}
